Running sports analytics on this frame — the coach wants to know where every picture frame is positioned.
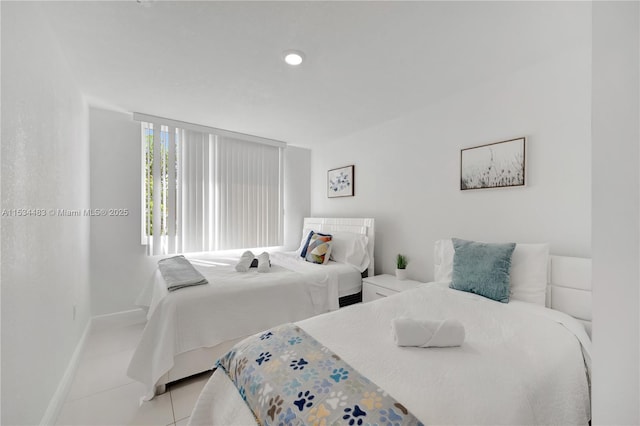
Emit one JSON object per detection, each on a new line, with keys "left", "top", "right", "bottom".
{"left": 327, "top": 165, "right": 354, "bottom": 198}
{"left": 460, "top": 137, "right": 526, "bottom": 190}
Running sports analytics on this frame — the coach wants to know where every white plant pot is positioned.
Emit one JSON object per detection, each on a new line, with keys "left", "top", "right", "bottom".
{"left": 395, "top": 268, "right": 408, "bottom": 281}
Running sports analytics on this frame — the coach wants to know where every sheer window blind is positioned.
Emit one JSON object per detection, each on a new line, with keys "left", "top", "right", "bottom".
{"left": 137, "top": 113, "right": 284, "bottom": 255}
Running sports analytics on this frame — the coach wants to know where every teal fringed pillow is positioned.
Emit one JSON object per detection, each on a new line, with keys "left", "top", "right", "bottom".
{"left": 450, "top": 238, "right": 516, "bottom": 303}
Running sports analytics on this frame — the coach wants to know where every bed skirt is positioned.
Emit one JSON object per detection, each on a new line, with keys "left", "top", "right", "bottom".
{"left": 339, "top": 291, "right": 362, "bottom": 307}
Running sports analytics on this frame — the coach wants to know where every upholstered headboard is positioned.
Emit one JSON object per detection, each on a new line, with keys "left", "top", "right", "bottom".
{"left": 302, "top": 217, "right": 375, "bottom": 277}
{"left": 547, "top": 255, "right": 592, "bottom": 337}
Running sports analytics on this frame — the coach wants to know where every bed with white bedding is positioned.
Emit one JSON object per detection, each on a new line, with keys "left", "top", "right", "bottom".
{"left": 128, "top": 218, "right": 375, "bottom": 396}
{"left": 188, "top": 240, "right": 592, "bottom": 425}
{"left": 141, "top": 252, "right": 364, "bottom": 319}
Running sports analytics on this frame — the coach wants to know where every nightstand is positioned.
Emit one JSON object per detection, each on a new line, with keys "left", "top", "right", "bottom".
{"left": 362, "top": 274, "right": 423, "bottom": 302}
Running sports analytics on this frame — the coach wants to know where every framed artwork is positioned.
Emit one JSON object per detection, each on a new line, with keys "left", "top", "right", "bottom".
{"left": 460, "top": 137, "right": 526, "bottom": 190}
{"left": 327, "top": 165, "right": 354, "bottom": 198}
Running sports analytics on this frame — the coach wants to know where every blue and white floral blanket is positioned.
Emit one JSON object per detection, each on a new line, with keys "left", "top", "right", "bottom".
{"left": 217, "top": 323, "right": 424, "bottom": 426}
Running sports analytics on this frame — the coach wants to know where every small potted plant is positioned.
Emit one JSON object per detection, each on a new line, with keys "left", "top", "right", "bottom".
{"left": 396, "top": 254, "right": 408, "bottom": 280}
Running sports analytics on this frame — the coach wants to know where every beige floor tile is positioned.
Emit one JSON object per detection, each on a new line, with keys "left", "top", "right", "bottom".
{"left": 67, "top": 348, "right": 136, "bottom": 401}
{"left": 128, "top": 391, "right": 175, "bottom": 426}
{"left": 56, "top": 382, "right": 174, "bottom": 426}
{"left": 174, "top": 417, "right": 189, "bottom": 426}
{"left": 168, "top": 372, "right": 213, "bottom": 421}
{"left": 82, "top": 322, "right": 145, "bottom": 361}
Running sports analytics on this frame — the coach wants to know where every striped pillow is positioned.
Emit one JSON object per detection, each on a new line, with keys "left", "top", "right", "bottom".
{"left": 305, "top": 232, "right": 333, "bottom": 265}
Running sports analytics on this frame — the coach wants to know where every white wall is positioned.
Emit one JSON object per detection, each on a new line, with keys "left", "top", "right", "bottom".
{"left": 89, "top": 108, "right": 312, "bottom": 315}
{"left": 1, "top": 3, "right": 91, "bottom": 425}
{"left": 591, "top": 2, "right": 640, "bottom": 424}
{"left": 284, "top": 146, "right": 311, "bottom": 249}
{"left": 311, "top": 43, "right": 592, "bottom": 279}
{"left": 89, "top": 107, "right": 157, "bottom": 316}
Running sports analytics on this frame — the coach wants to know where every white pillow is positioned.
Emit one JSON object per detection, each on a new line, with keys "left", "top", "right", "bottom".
{"left": 509, "top": 243, "right": 549, "bottom": 305}
{"left": 433, "top": 238, "right": 549, "bottom": 306}
{"left": 434, "top": 239, "right": 456, "bottom": 282}
{"left": 329, "top": 231, "right": 370, "bottom": 273}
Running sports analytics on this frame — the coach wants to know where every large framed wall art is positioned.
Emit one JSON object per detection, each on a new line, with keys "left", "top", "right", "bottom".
{"left": 460, "top": 137, "right": 526, "bottom": 190}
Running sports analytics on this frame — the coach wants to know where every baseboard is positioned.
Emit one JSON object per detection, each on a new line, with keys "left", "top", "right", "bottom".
{"left": 91, "top": 307, "right": 147, "bottom": 331}
{"left": 40, "top": 319, "right": 92, "bottom": 426}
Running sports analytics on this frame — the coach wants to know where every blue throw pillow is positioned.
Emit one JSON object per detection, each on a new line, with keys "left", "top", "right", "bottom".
{"left": 300, "top": 231, "right": 315, "bottom": 258}
{"left": 450, "top": 238, "right": 516, "bottom": 303}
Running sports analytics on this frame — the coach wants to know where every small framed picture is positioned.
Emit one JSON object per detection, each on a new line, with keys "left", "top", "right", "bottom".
{"left": 460, "top": 137, "right": 526, "bottom": 190}
{"left": 327, "top": 165, "right": 354, "bottom": 198}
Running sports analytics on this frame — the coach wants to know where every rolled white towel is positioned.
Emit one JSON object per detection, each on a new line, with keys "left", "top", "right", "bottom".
{"left": 256, "top": 252, "right": 271, "bottom": 273}
{"left": 391, "top": 317, "right": 465, "bottom": 348}
{"left": 235, "top": 250, "right": 255, "bottom": 272}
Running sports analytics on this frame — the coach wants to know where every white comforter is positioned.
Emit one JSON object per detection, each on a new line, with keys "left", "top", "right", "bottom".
{"left": 189, "top": 282, "right": 591, "bottom": 425}
{"left": 127, "top": 252, "right": 340, "bottom": 396}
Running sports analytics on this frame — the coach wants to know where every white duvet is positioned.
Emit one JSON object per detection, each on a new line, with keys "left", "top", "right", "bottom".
{"left": 127, "top": 252, "right": 342, "bottom": 396}
{"left": 189, "top": 282, "right": 591, "bottom": 426}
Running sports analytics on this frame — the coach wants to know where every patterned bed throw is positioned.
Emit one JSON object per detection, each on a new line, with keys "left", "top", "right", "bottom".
{"left": 217, "top": 323, "right": 424, "bottom": 426}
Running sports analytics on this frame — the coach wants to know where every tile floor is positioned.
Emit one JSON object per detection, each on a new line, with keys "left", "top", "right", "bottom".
{"left": 56, "top": 314, "right": 212, "bottom": 426}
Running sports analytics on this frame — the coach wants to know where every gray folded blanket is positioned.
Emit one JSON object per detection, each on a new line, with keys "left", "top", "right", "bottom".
{"left": 158, "top": 255, "right": 208, "bottom": 292}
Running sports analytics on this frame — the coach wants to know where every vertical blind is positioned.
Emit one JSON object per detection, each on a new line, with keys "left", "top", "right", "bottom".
{"left": 137, "top": 114, "right": 284, "bottom": 256}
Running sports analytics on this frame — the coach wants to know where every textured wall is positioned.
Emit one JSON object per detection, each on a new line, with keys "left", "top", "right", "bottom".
{"left": 1, "top": 2, "right": 91, "bottom": 424}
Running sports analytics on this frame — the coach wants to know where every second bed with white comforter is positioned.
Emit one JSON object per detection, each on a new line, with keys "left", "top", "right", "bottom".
{"left": 189, "top": 282, "right": 591, "bottom": 425}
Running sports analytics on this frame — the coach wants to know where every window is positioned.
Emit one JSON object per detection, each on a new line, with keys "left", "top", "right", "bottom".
{"left": 137, "top": 113, "right": 284, "bottom": 255}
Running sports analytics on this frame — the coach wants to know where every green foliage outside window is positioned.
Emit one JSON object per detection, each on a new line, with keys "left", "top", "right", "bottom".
{"left": 144, "top": 126, "right": 172, "bottom": 237}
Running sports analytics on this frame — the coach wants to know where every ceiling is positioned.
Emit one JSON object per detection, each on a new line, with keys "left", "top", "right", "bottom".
{"left": 40, "top": 1, "right": 591, "bottom": 147}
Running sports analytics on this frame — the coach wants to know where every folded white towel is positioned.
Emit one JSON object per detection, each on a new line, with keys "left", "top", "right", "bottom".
{"left": 391, "top": 317, "right": 465, "bottom": 348}
{"left": 256, "top": 252, "right": 271, "bottom": 273}
{"left": 235, "top": 250, "right": 255, "bottom": 272}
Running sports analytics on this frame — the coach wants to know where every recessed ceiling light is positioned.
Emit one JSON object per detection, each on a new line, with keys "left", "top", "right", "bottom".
{"left": 283, "top": 50, "right": 304, "bottom": 66}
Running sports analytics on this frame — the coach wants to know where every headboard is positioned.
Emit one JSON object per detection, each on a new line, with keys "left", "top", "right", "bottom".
{"left": 302, "top": 217, "right": 375, "bottom": 277}
{"left": 434, "top": 239, "right": 592, "bottom": 337}
{"left": 547, "top": 255, "right": 592, "bottom": 337}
